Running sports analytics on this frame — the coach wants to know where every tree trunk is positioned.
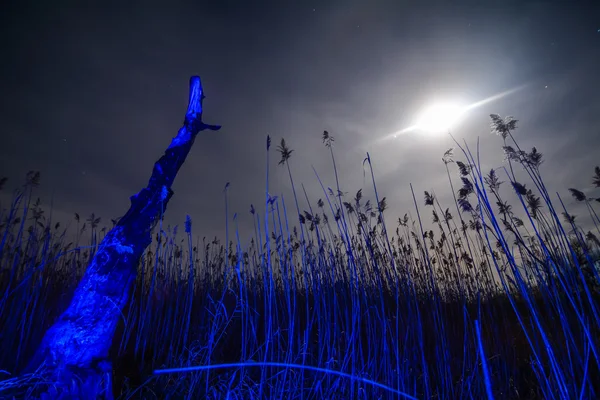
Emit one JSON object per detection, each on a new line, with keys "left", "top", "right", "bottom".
{"left": 23, "top": 76, "right": 220, "bottom": 399}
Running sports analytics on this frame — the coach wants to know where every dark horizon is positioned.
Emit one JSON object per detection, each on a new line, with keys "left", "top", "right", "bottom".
{"left": 1, "top": 1, "right": 599, "bottom": 242}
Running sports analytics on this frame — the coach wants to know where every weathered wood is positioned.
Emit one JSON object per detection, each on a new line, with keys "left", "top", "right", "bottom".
{"left": 24, "top": 76, "right": 220, "bottom": 398}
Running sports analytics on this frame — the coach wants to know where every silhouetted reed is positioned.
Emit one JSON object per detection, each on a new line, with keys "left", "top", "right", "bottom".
{"left": 1, "top": 115, "right": 599, "bottom": 399}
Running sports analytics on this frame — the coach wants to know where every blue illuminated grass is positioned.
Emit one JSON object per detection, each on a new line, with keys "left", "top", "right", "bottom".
{"left": 0, "top": 116, "right": 600, "bottom": 398}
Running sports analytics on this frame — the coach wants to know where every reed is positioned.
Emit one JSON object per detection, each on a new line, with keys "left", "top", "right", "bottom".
{"left": 1, "top": 115, "right": 599, "bottom": 399}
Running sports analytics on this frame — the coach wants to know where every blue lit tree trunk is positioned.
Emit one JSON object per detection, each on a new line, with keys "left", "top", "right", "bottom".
{"left": 25, "top": 76, "right": 220, "bottom": 399}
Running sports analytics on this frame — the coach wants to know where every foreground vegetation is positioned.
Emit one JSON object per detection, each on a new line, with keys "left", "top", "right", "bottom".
{"left": 1, "top": 115, "right": 599, "bottom": 399}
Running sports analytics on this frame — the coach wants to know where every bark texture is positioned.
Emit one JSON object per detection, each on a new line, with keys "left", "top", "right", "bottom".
{"left": 24, "top": 76, "right": 220, "bottom": 399}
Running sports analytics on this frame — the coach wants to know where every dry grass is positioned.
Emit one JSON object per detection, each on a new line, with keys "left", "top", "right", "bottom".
{"left": 1, "top": 115, "right": 600, "bottom": 399}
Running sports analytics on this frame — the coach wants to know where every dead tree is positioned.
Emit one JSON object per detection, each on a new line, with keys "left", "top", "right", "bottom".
{"left": 23, "top": 76, "right": 220, "bottom": 398}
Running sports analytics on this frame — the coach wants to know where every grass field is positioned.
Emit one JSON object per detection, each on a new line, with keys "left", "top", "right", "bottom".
{"left": 1, "top": 115, "right": 599, "bottom": 399}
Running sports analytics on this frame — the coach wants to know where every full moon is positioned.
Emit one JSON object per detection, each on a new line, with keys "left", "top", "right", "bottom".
{"left": 374, "top": 87, "right": 525, "bottom": 145}
{"left": 415, "top": 103, "right": 466, "bottom": 135}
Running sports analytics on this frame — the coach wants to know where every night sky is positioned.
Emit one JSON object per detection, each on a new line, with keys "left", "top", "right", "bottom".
{"left": 1, "top": 1, "right": 599, "bottom": 242}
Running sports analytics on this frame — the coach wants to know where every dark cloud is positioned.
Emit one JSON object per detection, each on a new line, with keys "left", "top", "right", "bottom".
{"left": 1, "top": 0, "right": 599, "bottom": 242}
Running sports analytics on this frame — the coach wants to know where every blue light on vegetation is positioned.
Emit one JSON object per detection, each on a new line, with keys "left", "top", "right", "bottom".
{"left": 154, "top": 362, "right": 419, "bottom": 399}
{"left": 0, "top": 85, "right": 599, "bottom": 399}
